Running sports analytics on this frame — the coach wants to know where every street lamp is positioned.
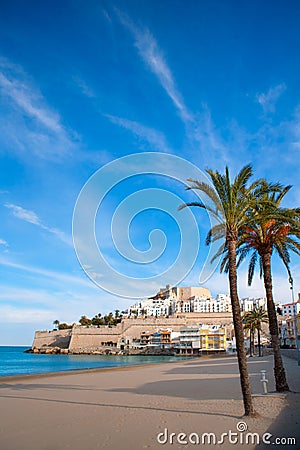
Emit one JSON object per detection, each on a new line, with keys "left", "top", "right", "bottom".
{"left": 289, "top": 277, "right": 300, "bottom": 366}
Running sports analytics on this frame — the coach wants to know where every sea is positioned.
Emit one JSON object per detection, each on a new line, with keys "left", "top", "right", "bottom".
{"left": 0, "top": 346, "right": 182, "bottom": 377}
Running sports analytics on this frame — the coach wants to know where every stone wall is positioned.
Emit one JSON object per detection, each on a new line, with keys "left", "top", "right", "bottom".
{"left": 31, "top": 313, "right": 234, "bottom": 352}
{"left": 69, "top": 324, "right": 124, "bottom": 351}
{"left": 32, "top": 329, "right": 72, "bottom": 349}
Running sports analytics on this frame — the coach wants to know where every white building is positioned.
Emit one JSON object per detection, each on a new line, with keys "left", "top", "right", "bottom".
{"left": 240, "top": 297, "right": 267, "bottom": 313}
{"left": 179, "top": 326, "right": 201, "bottom": 349}
{"left": 127, "top": 285, "right": 268, "bottom": 318}
{"left": 282, "top": 302, "right": 300, "bottom": 317}
{"left": 193, "top": 294, "right": 232, "bottom": 313}
{"left": 128, "top": 297, "right": 176, "bottom": 317}
{"left": 178, "top": 324, "right": 226, "bottom": 354}
{"left": 176, "top": 300, "right": 192, "bottom": 313}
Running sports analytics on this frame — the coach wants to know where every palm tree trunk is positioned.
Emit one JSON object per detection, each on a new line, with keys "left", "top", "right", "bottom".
{"left": 261, "top": 252, "right": 289, "bottom": 391}
{"left": 228, "top": 240, "right": 256, "bottom": 416}
{"left": 250, "top": 330, "right": 253, "bottom": 356}
{"left": 257, "top": 327, "right": 261, "bottom": 357}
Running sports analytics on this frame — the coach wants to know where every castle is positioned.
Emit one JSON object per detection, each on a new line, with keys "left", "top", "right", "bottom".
{"left": 31, "top": 285, "right": 268, "bottom": 355}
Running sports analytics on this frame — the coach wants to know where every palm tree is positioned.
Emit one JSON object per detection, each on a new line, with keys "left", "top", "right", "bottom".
{"left": 243, "top": 306, "right": 269, "bottom": 357}
{"left": 232, "top": 183, "right": 300, "bottom": 391}
{"left": 141, "top": 308, "right": 147, "bottom": 317}
{"left": 53, "top": 319, "right": 60, "bottom": 330}
{"left": 180, "top": 164, "right": 260, "bottom": 416}
{"left": 106, "top": 312, "right": 115, "bottom": 326}
{"left": 243, "top": 318, "right": 256, "bottom": 357}
{"left": 79, "top": 315, "right": 91, "bottom": 326}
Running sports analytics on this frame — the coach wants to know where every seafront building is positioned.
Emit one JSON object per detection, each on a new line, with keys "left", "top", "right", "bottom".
{"left": 279, "top": 297, "right": 300, "bottom": 347}
{"left": 31, "top": 284, "right": 274, "bottom": 355}
{"left": 177, "top": 324, "right": 227, "bottom": 354}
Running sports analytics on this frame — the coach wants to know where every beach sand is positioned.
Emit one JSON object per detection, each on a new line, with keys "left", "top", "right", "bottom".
{"left": 0, "top": 354, "right": 299, "bottom": 450}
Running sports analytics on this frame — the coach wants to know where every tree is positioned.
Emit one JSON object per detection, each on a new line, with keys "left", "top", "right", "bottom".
{"left": 243, "top": 318, "right": 256, "bottom": 357}
{"left": 232, "top": 183, "right": 300, "bottom": 391}
{"left": 53, "top": 319, "right": 60, "bottom": 330}
{"left": 91, "top": 314, "right": 104, "bottom": 326}
{"left": 103, "top": 312, "right": 115, "bottom": 326}
{"left": 140, "top": 308, "right": 147, "bottom": 317}
{"left": 180, "top": 164, "right": 260, "bottom": 416}
{"left": 243, "top": 306, "right": 269, "bottom": 357}
{"left": 130, "top": 309, "right": 138, "bottom": 318}
{"left": 79, "top": 315, "right": 92, "bottom": 326}
{"left": 58, "top": 322, "right": 72, "bottom": 330}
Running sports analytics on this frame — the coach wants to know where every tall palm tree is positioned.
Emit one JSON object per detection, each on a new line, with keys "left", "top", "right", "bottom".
{"left": 243, "top": 306, "right": 269, "bottom": 357}
{"left": 180, "top": 164, "right": 260, "bottom": 416}
{"left": 243, "top": 318, "right": 256, "bottom": 357}
{"left": 232, "top": 183, "right": 300, "bottom": 391}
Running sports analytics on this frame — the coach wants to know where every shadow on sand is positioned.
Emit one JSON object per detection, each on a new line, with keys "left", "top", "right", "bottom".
{"left": 254, "top": 392, "right": 300, "bottom": 449}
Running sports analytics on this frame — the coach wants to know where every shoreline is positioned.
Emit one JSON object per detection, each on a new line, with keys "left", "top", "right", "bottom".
{"left": 1, "top": 353, "right": 233, "bottom": 382}
{"left": 0, "top": 358, "right": 191, "bottom": 383}
{"left": 0, "top": 351, "right": 235, "bottom": 382}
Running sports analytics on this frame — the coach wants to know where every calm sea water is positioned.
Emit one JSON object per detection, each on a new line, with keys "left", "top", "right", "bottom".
{"left": 0, "top": 346, "right": 182, "bottom": 377}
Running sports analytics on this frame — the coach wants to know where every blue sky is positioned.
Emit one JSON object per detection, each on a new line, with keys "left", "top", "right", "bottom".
{"left": 1, "top": 0, "right": 300, "bottom": 345}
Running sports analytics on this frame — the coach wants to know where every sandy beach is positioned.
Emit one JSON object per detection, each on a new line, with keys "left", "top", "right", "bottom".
{"left": 0, "top": 354, "right": 299, "bottom": 450}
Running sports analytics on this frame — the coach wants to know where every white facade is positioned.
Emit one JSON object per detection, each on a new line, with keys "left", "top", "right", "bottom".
{"left": 282, "top": 302, "right": 300, "bottom": 317}
{"left": 179, "top": 326, "right": 201, "bottom": 348}
{"left": 240, "top": 297, "right": 267, "bottom": 313}
{"left": 193, "top": 294, "right": 232, "bottom": 313}
{"left": 127, "top": 285, "right": 268, "bottom": 318}
{"left": 128, "top": 297, "right": 176, "bottom": 317}
{"left": 176, "top": 300, "right": 192, "bottom": 313}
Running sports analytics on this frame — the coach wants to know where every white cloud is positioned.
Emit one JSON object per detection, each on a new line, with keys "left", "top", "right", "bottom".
{"left": 0, "top": 265, "right": 129, "bottom": 326}
{"left": 4, "top": 203, "right": 72, "bottom": 246}
{"left": 202, "top": 266, "right": 297, "bottom": 304}
{"left": 0, "top": 57, "right": 76, "bottom": 160}
{"left": 105, "top": 114, "right": 172, "bottom": 153}
{"left": 0, "top": 238, "right": 8, "bottom": 246}
{"left": 116, "top": 9, "right": 192, "bottom": 125}
{"left": 192, "top": 107, "right": 229, "bottom": 167}
{"left": 5, "top": 203, "right": 41, "bottom": 225}
{"left": 73, "top": 75, "right": 96, "bottom": 98}
{"left": 0, "top": 258, "right": 97, "bottom": 290}
{"left": 102, "top": 8, "right": 112, "bottom": 23}
{"left": 114, "top": 11, "right": 232, "bottom": 166}
{"left": 0, "top": 306, "right": 55, "bottom": 323}
{"left": 256, "top": 83, "right": 286, "bottom": 114}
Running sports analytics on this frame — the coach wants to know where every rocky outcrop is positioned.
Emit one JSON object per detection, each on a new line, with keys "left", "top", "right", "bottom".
{"left": 27, "top": 346, "right": 69, "bottom": 354}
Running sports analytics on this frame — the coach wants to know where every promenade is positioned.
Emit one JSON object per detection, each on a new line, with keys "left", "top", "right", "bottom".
{"left": 0, "top": 354, "right": 299, "bottom": 449}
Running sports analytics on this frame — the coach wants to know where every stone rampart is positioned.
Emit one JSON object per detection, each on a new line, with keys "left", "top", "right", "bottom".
{"left": 32, "top": 329, "right": 72, "bottom": 349}
{"left": 32, "top": 313, "right": 234, "bottom": 352}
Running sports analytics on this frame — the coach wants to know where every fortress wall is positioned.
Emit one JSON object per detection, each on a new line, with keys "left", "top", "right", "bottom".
{"left": 184, "top": 313, "right": 233, "bottom": 326}
{"left": 32, "top": 329, "right": 72, "bottom": 349}
{"left": 69, "top": 325, "right": 123, "bottom": 350}
{"left": 32, "top": 313, "right": 234, "bottom": 351}
{"left": 69, "top": 333, "right": 119, "bottom": 350}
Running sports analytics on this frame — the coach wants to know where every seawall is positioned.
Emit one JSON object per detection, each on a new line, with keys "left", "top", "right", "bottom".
{"left": 32, "top": 313, "right": 233, "bottom": 353}
{"left": 32, "top": 329, "right": 72, "bottom": 350}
